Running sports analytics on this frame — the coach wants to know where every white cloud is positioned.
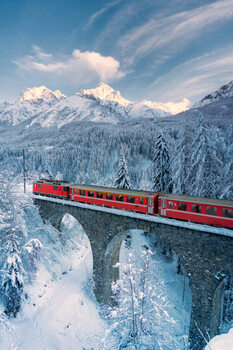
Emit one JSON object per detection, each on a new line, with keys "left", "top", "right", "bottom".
{"left": 86, "top": 0, "right": 123, "bottom": 29}
{"left": 14, "top": 46, "right": 126, "bottom": 83}
{"left": 118, "top": 0, "right": 233, "bottom": 65}
{"left": 143, "top": 98, "right": 191, "bottom": 115}
{"left": 148, "top": 46, "right": 233, "bottom": 103}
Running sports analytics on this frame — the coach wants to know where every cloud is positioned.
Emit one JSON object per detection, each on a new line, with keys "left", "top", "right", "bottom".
{"left": 117, "top": 0, "right": 233, "bottom": 65}
{"left": 14, "top": 46, "right": 126, "bottom": 83}
{"left": 86, "top": 0, "right": 123, "bottom": 29}
{"left": 143, "top": 98, "right": 191, "bottom": 115}
{"left": 148, "top": 46, "right": 233, "bottom": 103}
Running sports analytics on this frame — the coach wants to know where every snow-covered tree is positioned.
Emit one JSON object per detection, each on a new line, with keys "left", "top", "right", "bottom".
{"left": 1, "top": 240, "right": 24, "bottom": 317}
{"left": 0, "top": 173, "right": 31, "bottom": 317}
{"left": 220, "top": 124, "right": 233, "bottom": 199}
{"left": 172, "top": 125, "right": 191, "bottom": 195}
{"left": 187, "top": 120, "right": 222, "bottom": 197}
{"left": 114, "top": 151, "right": 132, "bottom": 189}
{"left": 140, "top": 169, "right": 152, "bottom": 191}
{"left": 23, "top": 238, "right": 43, "bottom": 281}
{"left": 153, "top": 131, "right": 172, "bottom": 193}
{"left": 55, "top": 171, "right": 63, "bottom": 181}
{"left": 101, "top": 248, "right": 180, "bottom": 349}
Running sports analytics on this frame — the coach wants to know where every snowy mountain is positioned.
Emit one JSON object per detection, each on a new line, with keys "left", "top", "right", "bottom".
{"left": 18, "top": 86, "right": 66, "bottom": 105}
{"left": 0, "top": 86, "right": 66, "bottom": 126}
{"left": 79, "top": 82, "right": 131, "bottom": 107}
{"left": 194, "top": 80, "right": 233, "bottom": 108}
{"left": 0, "top": 84, "right": 171, "bottom": 128}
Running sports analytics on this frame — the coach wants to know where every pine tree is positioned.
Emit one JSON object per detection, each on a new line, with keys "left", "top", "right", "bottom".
{"left": 114, "top": 152, "right": 132, "bottom": 189}
{"left": 187, "top": 121, "right": 222, "bottom": 198}
{"left": 172, "top": 125, "right": 191, "bottom": 195}
{"left": 0, "top": 173, "right": 30, "bottom": 317}
{"left": 220, "top": 124, "right": 233, "bottom": 199}
{"left": 1, "top": 239, "right": 24, "bottom": 317}
{"left": 153, "top": 132, "right": 172, "bottom": 193}
{"left": 205, "top": 127, "right": 223, "bottom": 198}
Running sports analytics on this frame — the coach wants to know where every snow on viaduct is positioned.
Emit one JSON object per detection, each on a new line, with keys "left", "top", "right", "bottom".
{"left": 34, "top": 196, "right": 233, "bottom": 350}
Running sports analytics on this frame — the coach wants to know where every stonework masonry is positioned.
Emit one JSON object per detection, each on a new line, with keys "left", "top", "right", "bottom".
{"left": 35, "top": 198, "right": 233, "bottom": 350}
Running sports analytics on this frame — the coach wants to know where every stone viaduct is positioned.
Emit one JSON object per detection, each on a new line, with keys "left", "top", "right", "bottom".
{"left": 34, "top": 197, "right": 233, "bottom": 350}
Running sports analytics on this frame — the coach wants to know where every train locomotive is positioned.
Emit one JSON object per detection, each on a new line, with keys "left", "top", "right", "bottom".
{"left": 33, "top": 179, "right": 233, "bottom": 229}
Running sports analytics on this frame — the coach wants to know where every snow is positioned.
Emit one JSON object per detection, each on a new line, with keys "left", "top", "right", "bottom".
{"left": 18, "top": 86, "right": 66, "bottom": 104}
{"left": 80, "top": 82, "right": 131, "bottom": 107}
{"left": 0, "top": 83, "right": 172, "bottom": 128}
{"left": 194, "top": 80, "right": 233, "bottom": 108}
{"left": 33, "top": 194, "right": 233, "bottom": 239}
{"left": 0, "top": 213, "right": 106, "bottom": 349}
{"left": 101, "top": 229, "right": 191, "bottom": 349}
{"left": 205, "top": 328, "right": 233, "bottom": 350}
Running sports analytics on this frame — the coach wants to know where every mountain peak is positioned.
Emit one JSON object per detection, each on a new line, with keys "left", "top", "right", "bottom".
{"left": 18, "top": 86, "right": 66, "bottom": 104}
{"left": 79, "top": 82, "right": 131, "bottom": 107}
{"left": 194, "top": 80, "right": 233, "bottom": 108}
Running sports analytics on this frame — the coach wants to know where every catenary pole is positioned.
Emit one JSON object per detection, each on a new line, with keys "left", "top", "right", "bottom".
{"left": 23, "top": 149, "right": 26, "bottom": 193}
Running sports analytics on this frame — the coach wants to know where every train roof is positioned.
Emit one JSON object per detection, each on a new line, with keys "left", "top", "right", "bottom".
{"left": 70, "top": 183, "right": 155, "bottom": 197}
{"left": 160, "top": 193, "right": 233, "bottom": 207}
{"left": 38, "top": 178, "right": 70, "bottom": 185}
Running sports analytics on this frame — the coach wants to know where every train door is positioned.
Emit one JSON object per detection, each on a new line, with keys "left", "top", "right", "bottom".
{"left": 160, "top": 199, "right": 166, "bottom": 216}
{"left": 148, "top": 196, "right": 154, "bottom": 214}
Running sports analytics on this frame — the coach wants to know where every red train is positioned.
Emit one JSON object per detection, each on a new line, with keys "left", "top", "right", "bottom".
{"left": 33, "top": 179, "right": 233, "bottom": 229}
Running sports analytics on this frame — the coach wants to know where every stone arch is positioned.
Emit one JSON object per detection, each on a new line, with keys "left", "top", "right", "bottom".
{"left": 102, "top": 228, "right": 191, "bottom": 307}
{"left": 211, "top": 273, "right": 233, "bottom": 337}
{"left": 43, "top": 210, "right": 94, "bottom": 279}
{"left": 103, "top": 230, "right": 131, "bottom": 304}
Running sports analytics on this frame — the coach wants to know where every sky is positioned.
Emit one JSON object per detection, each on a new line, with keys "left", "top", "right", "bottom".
{"left": 1, "top": 0, "right": 233, "bottom": 105}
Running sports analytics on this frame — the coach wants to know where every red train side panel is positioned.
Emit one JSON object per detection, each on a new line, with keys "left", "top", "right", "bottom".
{"left": 70, "top": 186, "right": 152, "bottom": 214}
{"left": 158, "top": 195, "right": 233, "bottom": 229}
{"left": 33, "top": 180, "right": 70, "bottom": 199}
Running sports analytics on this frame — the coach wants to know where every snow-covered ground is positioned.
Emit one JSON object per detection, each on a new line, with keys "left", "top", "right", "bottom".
{"left": 0, "top": 213, "right": 106, "bottom": 350}
{"left": 0, "top": 183, "right": 232, "bottom": 349}
{"left": 205, "top": 328, "right": 233, "bottom": 350}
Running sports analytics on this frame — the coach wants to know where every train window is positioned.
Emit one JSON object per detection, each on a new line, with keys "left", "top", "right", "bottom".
{"left": 139, "top": 198, "right": 144, "bottom": 205}
{"left": 106, "top": 193, "right": 113, "bottom": 200}
{"left": 75, "top": 190, "right": 77, "bottom": 195}
{"left": 127, "top": 196, "right": 135, "bottom": 203}
{"left": 222, "top": 208, "right": 233, "bottom": 218}
{"left": 116, "top": 195, "right": 123, "bottom": 201}
{"left": 97, "top": 192, "right": 103, "bottom": 199}
{"left": 191, "top": 204, "right": 202, "bottom": 213}
{"left": 168, "top": 201, "right": 173, "bottom": 209}
{"left": 206, "top": 206, "right": 217, "bottom": 215}
{"left": 80, "top": 190, "right": 85, "bottom": 196}
{"left": 178, "top": 202, "right": 187, "bottom": 211}
{"left": 38, "top": 184, "right": 42, "bottom": 188}
{"left": 88, "top": 191, "right": 94, "bottom": 197}
{"left": 64, "top": 187, "right": 69, "bottom": 192}
{"left": 53, "top": 186, "right": 58, "bottom": 190}
{"left": 161, "top": 199, "right": 166, "bottom": 208}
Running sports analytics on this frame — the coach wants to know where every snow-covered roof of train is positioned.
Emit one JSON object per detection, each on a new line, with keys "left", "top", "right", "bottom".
{"left": 160, "top": 193, "right": 233, "bottom": 207}
{"left": 70, "top": 183, "right": 155, "bottom": 197}
{"left": 38, "top": 178, "right": 70, "bottom": 185}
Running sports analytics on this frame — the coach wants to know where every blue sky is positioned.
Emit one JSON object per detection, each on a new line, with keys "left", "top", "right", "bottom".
{"left": 1, "top": 0, "right": 233, "bottom": 104}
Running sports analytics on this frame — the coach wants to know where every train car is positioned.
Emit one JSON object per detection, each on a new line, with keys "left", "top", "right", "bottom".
{"left": 33, "top": 179, "right": 70, "bottom": 199}
{"left": 69, "top": 184, "right": 160, "bottom": 214}
{"left": 158, "top": 193, "right": 233, "bottom": 228}
{"left": 32, "top": 179, "right": 233, "bottom": 229}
